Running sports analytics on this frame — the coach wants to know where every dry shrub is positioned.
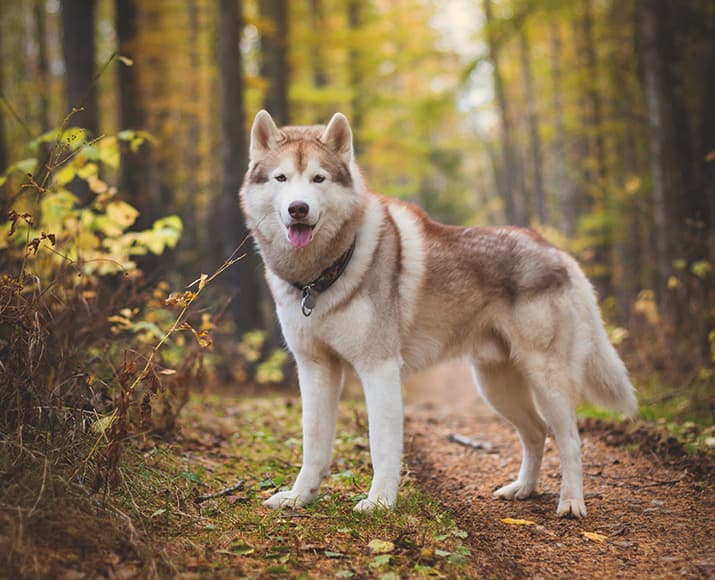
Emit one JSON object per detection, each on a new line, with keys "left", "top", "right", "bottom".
{"left": 0, "top": 127, "right": 208, "bottom": 577}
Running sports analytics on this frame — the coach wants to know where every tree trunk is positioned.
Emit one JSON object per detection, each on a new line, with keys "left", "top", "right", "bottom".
{"left": 259, "top": 0, "right": 289, "bottom": 125}
{"left": 60, "top": 0, "right": 98, "bottom": 136}
{"left": 581, "top": 0, "right": 607, "bottom": 186}
{"left": 0, "top": 1, "right": 7, "bottom": 173}
{"left": 548, "top": 21, "right": 574, "bottom": 235}
{"left": 347, "top": 0, "right": 365, "bottom": 153}
{"left": 579, "top": 0, "right": 612, "bottom": 295}
{"left": 34, "top": 0, "right": 49, "bottom": 134}
{"left": 640, "top": 0, "right": 671, "bottom": 289}
{"left": 483, "top": 0, "right": 523, "bottom": 225}
{"left": 310, "top": 0, "right": 327, "bottom": 88}
{"left": 519, "top": 25, "right": 547, "bottom": 225}
{"left": 115, "top": 0, "right": 154, "bottom": 226}
{"left": 219, "top": 0, "right": 263, "bottom": 332}
{"left": 702, "top": 30, "right": 715, "bottom": 265}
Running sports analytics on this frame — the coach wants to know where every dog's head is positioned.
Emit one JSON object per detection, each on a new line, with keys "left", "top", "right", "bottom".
{"left": 240, "top": 111, "right": 366, "bottom": 253}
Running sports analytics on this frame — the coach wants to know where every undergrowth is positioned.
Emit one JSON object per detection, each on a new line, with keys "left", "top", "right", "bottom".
{"left": 109, "top": 394, "right": 479, "bottom": 578}
{"left": 0, "top": 120, "right": 218, "bottom": 577}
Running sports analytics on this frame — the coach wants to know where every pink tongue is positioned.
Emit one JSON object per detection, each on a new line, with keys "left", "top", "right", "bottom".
{"left": 288, "top": 224, "right": 313, "bottom": 248}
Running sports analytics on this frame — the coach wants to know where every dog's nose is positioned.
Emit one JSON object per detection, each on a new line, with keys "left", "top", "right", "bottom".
{"left": 288, "top": 201, "right": 309, "bottom": 220}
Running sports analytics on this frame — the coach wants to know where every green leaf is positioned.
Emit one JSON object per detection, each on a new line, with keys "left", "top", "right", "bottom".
{"left": 370, "top": 554, "right": 392, "bottom": 568}
{"left": 690, "top": 260, "right": 711, "bottom": 279}
{"left": 61, "top": 127, "right": 89, "bottom": 151}
{"left": 230, "top": 543, "right": 255, "bottom": 555}
{"left": 181, "top": 471, "right": 202, "bottom": 484}
{"left": 264, "top": 565, "right": 288, "bottom": 575}
{"left": 150, "top": 508, "right": 167, "bottom": 518}
{"left": 29, "top": 128, "right": 61, "bottom": 153}
{"left": 4, "top": 158, "right": 38, "bottom": 178}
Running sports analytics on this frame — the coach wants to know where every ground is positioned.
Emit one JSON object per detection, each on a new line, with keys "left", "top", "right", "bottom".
{"left": 60, "top": 362, "right": 714, "bottom": 578}
{"left": 403, "top": 362, "right": 715, "bottom": 579}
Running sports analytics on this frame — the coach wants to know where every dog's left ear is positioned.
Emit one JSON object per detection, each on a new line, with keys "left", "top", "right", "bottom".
{"left": 320, "top": 113, "right": 353, "bottom": 164}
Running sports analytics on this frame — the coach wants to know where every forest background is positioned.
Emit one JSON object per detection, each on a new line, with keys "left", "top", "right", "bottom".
{"left": 0, "top": 0, "right": 714, "bottom": 575}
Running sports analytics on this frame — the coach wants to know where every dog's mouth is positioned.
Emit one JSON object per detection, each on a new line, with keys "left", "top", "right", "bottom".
{"left": 287, "top": 223, "right": 314, "bottom": 249}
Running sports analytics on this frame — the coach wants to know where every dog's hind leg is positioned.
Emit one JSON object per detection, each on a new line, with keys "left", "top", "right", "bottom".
{"left": 526, "top": 356, "right": 586, "bottom": 518}
{"left": 264, "top": 353, "right": 344, "bottom": 509}
{"left": 470, "top": 361, "right": 547, "bottom": 501}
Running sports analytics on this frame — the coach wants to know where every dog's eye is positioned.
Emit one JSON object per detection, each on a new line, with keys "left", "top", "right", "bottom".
{"left": 312, "top": 175, "right": 326, "bottom": 184}
{"left": 275, "top": 174, "right": 287, "bottom": 182}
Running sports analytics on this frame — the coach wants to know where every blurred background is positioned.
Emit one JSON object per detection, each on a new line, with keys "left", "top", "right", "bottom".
{"left": 1, "top": 0, "right": 713, "bottom": 416}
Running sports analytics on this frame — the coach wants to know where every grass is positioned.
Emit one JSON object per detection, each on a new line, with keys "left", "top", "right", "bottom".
{"left": 577, "top": 374, "right": 715, "bottom": 456}
{"left": 111, "top": 393, "right": 480, "bottom": 578}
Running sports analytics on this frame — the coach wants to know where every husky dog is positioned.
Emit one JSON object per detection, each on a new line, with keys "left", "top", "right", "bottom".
{"left": 240, "top": 110, "right": 637, "bottom": 518}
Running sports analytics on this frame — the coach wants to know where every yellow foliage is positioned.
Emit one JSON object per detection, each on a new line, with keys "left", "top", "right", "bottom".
{"left": 634, "top": 290, "right": 660, "bottom": 325}
{"left": 367, "top": 539, "right": 395, "bottom": 554}
{"left": 500, "top": 518, "right": 536, "bottom": 525}
{"left": 581, "top": 531, "right": 608, "bottom": 543}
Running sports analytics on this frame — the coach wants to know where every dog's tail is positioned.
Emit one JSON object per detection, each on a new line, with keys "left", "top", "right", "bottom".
{"left": 583, "top": 327, "right": 637, "bottom": 416}
{"left": 580, "top": 297, "right": 638, "bottom": 417}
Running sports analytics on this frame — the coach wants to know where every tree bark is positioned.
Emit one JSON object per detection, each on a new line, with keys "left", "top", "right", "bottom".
{"left": 640, "top": 0, "right": 671, "bottom": 288}
{"left": 116, "top": 0, "right": 154, "bottom": 226}
{"left": 219, "top": 0, "right": 263, "bottom": 332}
{"left": 60, "top": 0, "right": 98, "bottom": 136}
{"left": 310, "top": 0, "right": 327, "bottom": 89}
{"left": 259, "top": 0, "right": 289, "bottom": 125}
{"left": 34, "top": 0, "right": 50, "bottom": 134}
{"left": 548, "top": 21, "right": 574, "bottom": 235}
{"left": 519, "top": 25, "right": 547, "bottom": 224}
{"left": 0, "top": 1, "right": 7, "bottom": 173}
{"left": 483, "top": 0, "right": 523, "bottom": 225}
{"left": 347, "top": 0, "right": 365, "bottom": 154}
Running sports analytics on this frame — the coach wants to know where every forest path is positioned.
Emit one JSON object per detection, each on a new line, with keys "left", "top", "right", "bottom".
{"left": 403, "top": 362, "right": 715, "bottom": 579}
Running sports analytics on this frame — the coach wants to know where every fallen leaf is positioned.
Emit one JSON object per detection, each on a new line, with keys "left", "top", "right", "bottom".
{"left": 581, "top": 531, "right": 608, "bottom": 543}
{"left": 501, "top": 517, "right": 536, "bottom": 526}
{"left": 368, "top": 539, "right": 395, "bottom": 554}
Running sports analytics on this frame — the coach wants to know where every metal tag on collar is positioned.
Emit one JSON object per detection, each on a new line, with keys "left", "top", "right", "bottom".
{"left": 301, "top": 285, "right": 316, "bottom": 317}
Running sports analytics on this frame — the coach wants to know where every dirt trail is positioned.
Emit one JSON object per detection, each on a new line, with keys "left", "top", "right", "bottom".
{"left": 403, "top": 362, "right": 715, "bottom": 579}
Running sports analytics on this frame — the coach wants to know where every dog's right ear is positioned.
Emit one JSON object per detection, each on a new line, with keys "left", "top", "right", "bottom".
{"left": 250, "top": 110, "right": 281, "bottom": 162}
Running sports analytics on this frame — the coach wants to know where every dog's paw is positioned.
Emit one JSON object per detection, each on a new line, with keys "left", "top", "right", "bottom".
{"left": 493, "top": 480, "right": 536, "bottom": 500}
{"left": 353, "top": 497, "right": 392, "bottom": 513}
{"left": 556, "top": 498, "right": 587, "bottom": 518}
{"left": 264, "top": 490, "right": 307, "bottom": 510}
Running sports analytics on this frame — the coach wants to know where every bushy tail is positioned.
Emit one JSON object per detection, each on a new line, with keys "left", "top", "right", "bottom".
{"left": 583, "top": 323, "right": 638, "bottom": 417}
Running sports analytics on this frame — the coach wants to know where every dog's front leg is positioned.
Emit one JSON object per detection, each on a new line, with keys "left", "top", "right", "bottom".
{"left": 354, "top": 359, "right": 403, "bottom": 512}
{"left": 264, "top": 354, "right": 343, "bottom": 509}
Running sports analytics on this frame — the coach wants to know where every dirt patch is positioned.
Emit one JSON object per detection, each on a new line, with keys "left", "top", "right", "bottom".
{"left": 404, "top": 362, "right": 715, "bottom": 579}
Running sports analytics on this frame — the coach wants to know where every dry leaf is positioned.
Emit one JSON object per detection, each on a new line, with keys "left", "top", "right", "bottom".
{"left": 500, "top": 518, "right": 536, "bottom": 526}
{"left": 367, "top": 539, "right": 395, "bottom": 554}
{"left": 581, "top": 531, "right": 608, "bottom": 543}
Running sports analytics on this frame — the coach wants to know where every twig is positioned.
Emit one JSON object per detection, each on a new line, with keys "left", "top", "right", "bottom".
{"left": 194, "top": 480, "right": 246, "bottom": 504}
{"left": 27, "top": 456, "right": 48, "bottom": 519}
{"left": 604, "top": 477, "right": 684, "bottom": 489}
{"left": 448, "top": 433, "right": 498, "bottom": 453}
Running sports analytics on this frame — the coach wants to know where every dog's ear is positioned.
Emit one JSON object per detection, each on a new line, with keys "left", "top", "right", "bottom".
{"left": 250, "top": 110, "right": 281, "bottom": 162}
{"left": 320, "top": 113, "right": 353, "bottom": 163}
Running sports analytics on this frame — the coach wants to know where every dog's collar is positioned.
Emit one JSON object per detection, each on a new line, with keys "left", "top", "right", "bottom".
{"left": 291, "top": 238, "right": 357, "bottom": 317}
